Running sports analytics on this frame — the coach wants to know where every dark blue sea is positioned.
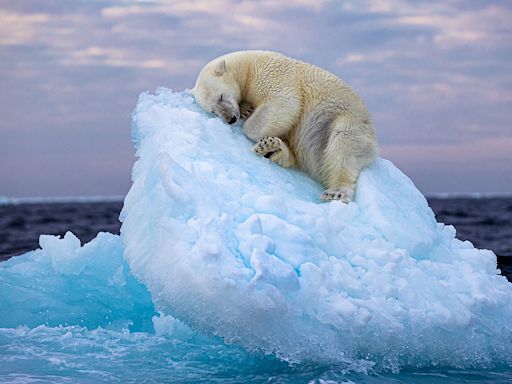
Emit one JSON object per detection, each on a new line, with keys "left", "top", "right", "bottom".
{"left": 0, "top": 197, "right": 511, "bottom": 383}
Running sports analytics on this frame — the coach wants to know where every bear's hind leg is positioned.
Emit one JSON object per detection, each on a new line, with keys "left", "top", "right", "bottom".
{"left": 320, "top": 116, "right": 377, "bottom": 203}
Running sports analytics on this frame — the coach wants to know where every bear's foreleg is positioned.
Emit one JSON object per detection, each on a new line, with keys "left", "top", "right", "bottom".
{"left": 252, "top": 137, "right": 296, "bottom": 168}
{"left": 239, "top": 101, "right": 254, "bottom": 121}
{"left": 242, "top": 101, "right": 300, "bottom": 142}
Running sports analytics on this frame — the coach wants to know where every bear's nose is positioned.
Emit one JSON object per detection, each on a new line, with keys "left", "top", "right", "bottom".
{"left": 228, "top": 116, "right": 237, "bottom": 125}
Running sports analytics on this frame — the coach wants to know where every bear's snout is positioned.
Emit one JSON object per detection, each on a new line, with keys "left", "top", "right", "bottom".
{"left": 228, "top": 116, "right": 237, "bottom": 125}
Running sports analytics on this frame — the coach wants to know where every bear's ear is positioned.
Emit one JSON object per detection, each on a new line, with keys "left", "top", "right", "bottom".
{"left": 214, "top": 60, "right": 227, "bottom": 76}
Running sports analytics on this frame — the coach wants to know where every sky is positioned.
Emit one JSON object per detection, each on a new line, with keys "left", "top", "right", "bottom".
{"left": 1, "top": 0, "right": 511, "bottom": 197}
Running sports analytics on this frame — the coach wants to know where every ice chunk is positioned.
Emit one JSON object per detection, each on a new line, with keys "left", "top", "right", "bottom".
{"left": 40, "top": 231, "right": 85, "bottom": 275}
{"left": 120, "top": 88, "right": 512, "bottom": 366}
{"left": 0, "top": 232, "right": 155, "bottom": 331}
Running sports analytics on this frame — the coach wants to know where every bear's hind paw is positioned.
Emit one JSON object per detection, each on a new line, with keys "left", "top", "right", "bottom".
{"left": 321, "top": 187, "right": 354, "bottom": 203}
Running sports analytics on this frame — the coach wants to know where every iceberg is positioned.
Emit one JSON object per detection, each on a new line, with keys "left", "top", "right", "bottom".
{"left": 121, "top": 89, "right": 512, "bottom": 366}
{"left": 1, "top": 88, "right": 511, "bottom": 376}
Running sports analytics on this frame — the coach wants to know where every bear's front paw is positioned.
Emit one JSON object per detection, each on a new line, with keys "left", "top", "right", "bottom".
{"left": 321, "top": 187, "right": 354, "bottom": 203}
{"left": 239, "top": 101, "right": 254, "bottom": 121}
{"left": 252, "top": 137, "right": 282, "bottom": 157}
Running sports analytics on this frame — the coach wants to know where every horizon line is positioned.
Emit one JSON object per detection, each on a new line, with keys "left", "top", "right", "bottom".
{"left": 2, "top": 192, "right": 512, "bottom": 205}
{"left": 0, "top": 195, "right": 125, "bottom": 205}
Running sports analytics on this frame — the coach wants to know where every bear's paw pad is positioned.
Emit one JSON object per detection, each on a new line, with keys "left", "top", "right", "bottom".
{"left": 252, "top": 137, "right": 282, "bottom": 157}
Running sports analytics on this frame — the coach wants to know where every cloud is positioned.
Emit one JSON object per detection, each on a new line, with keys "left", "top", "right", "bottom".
{"left": 394, "top": 4, "right": 512, "bottom": 47}
{"left": 61, "top": 45, "right": 200, "bottom": 71}
{"left": 0, "top": 10, "right": 50, "bottom": 45}
{"left": 383, "top": 136, "right": 512, "bottom": 165}
{"left": 337, "top": 50, "right": 412, "bottom": 65}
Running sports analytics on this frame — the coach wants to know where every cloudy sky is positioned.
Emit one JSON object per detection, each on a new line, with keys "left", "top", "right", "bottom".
{"left": 1, "top": 0, "right": 511, "bottom": 197}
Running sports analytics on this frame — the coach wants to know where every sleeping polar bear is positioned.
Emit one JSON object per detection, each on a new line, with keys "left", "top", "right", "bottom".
{"left": 193, "top": 50, "right": 378, "bottom": 203}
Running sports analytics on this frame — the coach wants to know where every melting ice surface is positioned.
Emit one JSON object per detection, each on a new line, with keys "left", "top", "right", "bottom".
{"left": 1, "top": 88, "right": 512, "bottom": 383}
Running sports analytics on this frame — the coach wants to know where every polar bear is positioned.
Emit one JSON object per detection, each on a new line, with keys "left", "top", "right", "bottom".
{"left": 193, "top": 50, "right": 378, "bottom": 202}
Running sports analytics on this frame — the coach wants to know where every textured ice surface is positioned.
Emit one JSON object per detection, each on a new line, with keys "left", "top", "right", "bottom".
{"left": 119, "top": 88, "right": 512, "bottom": 368}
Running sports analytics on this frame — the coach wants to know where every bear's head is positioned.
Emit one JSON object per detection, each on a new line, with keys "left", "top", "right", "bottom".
{"left": 193, "top": 59, "right": 241, "bottom": 125}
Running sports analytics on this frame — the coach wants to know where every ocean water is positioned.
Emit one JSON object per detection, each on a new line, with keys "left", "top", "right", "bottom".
{"left": 1, "top": 198, "right": 511, "bottom": 383}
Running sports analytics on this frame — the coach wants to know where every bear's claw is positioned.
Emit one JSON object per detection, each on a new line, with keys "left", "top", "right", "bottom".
{"left": 239, "top": 101, "right": 254, "bottom": 121}
{"left": 321, "top": 187, "right": 354, "bottom": 203}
